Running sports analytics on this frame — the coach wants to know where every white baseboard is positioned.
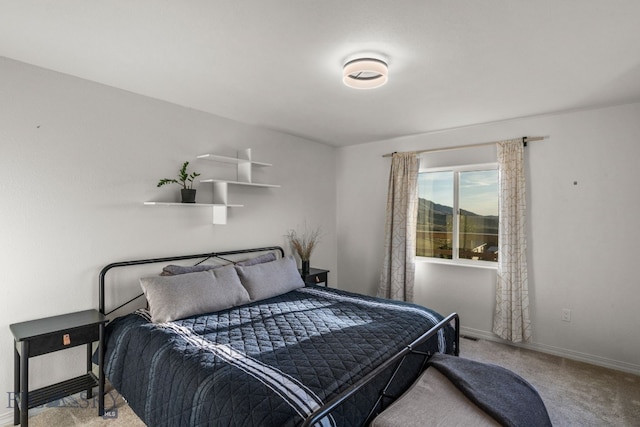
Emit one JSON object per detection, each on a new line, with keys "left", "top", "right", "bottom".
{"left": 460, "top": 326, "right": 640, "bottom": 376}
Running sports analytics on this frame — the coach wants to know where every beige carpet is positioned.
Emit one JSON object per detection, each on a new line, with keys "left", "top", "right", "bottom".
{"left": 10, "top": 338, "right": 639, "bottom": 426}
{"left": 460, "top": 338, "right": 640, "bottom": 426}
{"left": 7, "top": 384, "right": 144, "bottom": 427}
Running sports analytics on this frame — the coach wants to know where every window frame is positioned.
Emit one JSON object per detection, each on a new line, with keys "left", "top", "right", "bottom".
{"left": 416, "top": 162, "right": 499, "bottom": 269}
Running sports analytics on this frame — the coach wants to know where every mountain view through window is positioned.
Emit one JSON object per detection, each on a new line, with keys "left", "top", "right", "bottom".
{"left": 417, "top": 168, "right": 499, "bottom": 262}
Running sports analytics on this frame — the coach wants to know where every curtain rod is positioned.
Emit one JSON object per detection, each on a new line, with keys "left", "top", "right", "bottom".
{"left": 381, "top": 136, "right": 547, "bottom": 158}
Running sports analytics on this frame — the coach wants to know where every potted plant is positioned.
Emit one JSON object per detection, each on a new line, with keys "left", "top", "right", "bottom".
{"left": 157, "top": 161, "right": 201, "bottom": 203}
{"left": 287, "top": 225, "right": 321, "bottom": 275}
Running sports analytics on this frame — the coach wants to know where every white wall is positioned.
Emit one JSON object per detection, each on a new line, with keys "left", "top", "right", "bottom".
{"left": 3, "top": 52, "right": 638, "bottom": 423}
{"left": 0, "top": 57, "right": 337, "bottom": 418}
{"left": 337, "top": 103, "right": 640, "bottom": 374}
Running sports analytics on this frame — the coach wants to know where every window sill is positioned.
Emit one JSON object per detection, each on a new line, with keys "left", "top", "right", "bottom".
{"left": 415, "top": 257, "right": 498, "bottom": 270}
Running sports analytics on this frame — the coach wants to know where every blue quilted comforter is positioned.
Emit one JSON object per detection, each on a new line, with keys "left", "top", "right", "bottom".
{"left": 103, "top": 286, "right": 455, "bottom": 426}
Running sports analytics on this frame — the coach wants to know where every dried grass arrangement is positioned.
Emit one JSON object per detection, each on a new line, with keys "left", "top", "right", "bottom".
{"left": 286, "top": 225, "right": 322, "bottom": 261}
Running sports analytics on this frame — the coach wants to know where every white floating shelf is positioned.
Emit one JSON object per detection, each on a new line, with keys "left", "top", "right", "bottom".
{"left": 148, "top": 149, "right": 279, "bottom": 225}
{"left": 200, "top": 179, "right": 281, "bottom": 188}
{"left": 197, "top": 153, "right": 272, "bottom": 167}
{"left": 144, "top": 202, "right": 243, "bottom": 208}
{"left": 144, "top": 201, "right": 243, "bottom": 225}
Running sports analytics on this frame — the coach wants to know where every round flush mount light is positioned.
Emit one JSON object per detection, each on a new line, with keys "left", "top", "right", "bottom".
{"left": 343, "top": 58, "right": 388, "bottom": 89}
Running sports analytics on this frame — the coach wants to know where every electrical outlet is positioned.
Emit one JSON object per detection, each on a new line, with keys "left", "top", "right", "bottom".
{"left": 561, "top": 308, "right": 571, "bottom": 322}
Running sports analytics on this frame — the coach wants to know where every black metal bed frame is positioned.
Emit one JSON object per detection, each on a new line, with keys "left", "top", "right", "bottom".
{"left": 96, "top": 246, "right": 460, "bottom": 425}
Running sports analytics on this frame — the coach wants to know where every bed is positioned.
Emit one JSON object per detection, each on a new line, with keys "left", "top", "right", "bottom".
{"left": 97, "top": 247, "right": 459, "bottom": 426}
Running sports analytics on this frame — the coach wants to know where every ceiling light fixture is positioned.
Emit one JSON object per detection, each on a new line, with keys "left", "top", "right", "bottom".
{"left": 343, "top": 58, "right": 388, "bottom": 89}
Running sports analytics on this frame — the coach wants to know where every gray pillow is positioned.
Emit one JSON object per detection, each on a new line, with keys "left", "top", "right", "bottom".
{"left": 160, "top": 252, "right": 276, "bottom": 275}
{"left": 235, "top": 255, "right": 304, "bottom": 302}
{"left": 140, "top": 265, "right": 250, "bottom": 323}
{"left": 160, "top": 263, "right": 222, "bottom": 276}
{"left": 236, "top": 252, "right": 277, "bottom": 266}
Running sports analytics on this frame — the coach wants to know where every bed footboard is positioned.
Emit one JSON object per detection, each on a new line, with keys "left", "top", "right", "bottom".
{"left": 301, "top": 312, "right": 459, "bottom": 427}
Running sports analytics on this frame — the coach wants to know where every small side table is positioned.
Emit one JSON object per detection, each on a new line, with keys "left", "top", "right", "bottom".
{"left": 9, "top": 309, "right": 107, "bottom": 427}
{"left": 301, "top": 268, "right": 330, "bottom": 287}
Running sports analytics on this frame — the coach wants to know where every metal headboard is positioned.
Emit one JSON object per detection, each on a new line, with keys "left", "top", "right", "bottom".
{"left": 98, "top": 246, "right": 285, "bottom": 316}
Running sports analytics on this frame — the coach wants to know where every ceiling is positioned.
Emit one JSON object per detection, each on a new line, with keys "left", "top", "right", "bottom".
{"left": 2, "top": 1, "right": 640, "bottom": 147}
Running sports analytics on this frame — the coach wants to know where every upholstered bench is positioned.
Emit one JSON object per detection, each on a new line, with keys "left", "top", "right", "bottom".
{"left": 371, "top": 353, "right": 551, "bottom": 427}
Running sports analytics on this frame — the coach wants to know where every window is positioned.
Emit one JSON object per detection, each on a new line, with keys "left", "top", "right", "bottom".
{"left": 416, "top": 164, "right": 499, "bottom": 265}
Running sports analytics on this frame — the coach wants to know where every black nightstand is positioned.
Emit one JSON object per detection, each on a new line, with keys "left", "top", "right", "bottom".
{"left": 301, "top": 268, "right": 330, "bottom": 287}
{"left": 9, "top": 309, "right": 107, "bottom": 427}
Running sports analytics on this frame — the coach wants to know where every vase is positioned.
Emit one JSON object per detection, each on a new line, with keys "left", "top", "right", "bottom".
{"left": 301, "top": 260, "right": 310, "bottom": 275}
{"left": 181, "top": 189, "right": 196, "bottom": 203}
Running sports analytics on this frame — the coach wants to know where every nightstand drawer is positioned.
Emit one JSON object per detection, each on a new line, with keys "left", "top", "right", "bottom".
{"left": 301, "top": 268, "right": 330, "bottom": 287}
{"left": 305, "top": 272, "right": 328, "bottom": 285}
{"left": 27, "top": 324, "right": 99, "bottom": 357}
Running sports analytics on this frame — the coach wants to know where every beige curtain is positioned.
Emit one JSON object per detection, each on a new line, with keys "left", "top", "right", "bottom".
{"left": 377, "top": 152, "right": 420, "bottom": 302}
{"left": 493, "top": 139, "right": 532, "bottom": 342}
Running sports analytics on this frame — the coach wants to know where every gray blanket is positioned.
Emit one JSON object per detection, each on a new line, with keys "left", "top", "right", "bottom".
{"left": 428, "top": 353, "right": 552, "bottom": 427}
